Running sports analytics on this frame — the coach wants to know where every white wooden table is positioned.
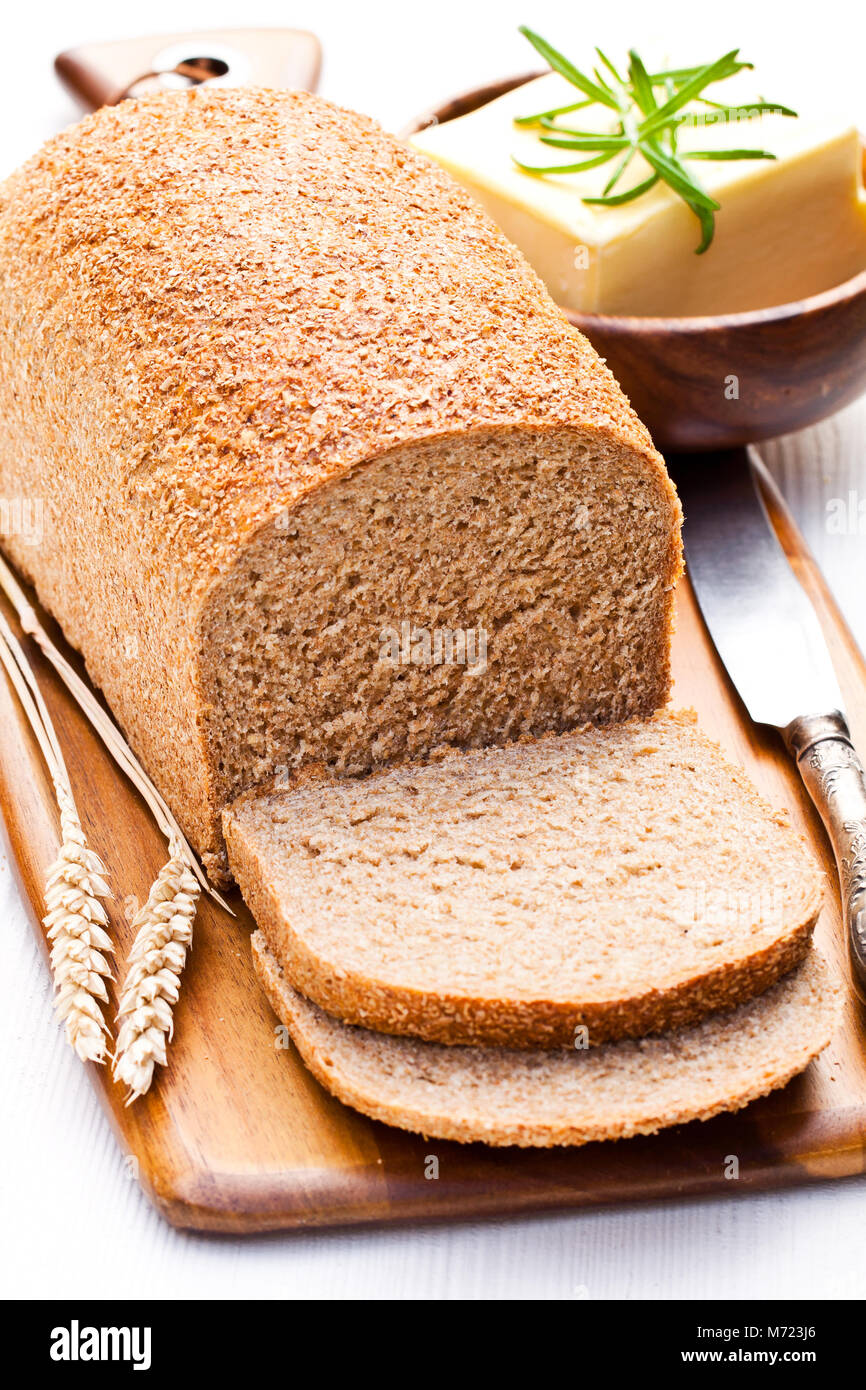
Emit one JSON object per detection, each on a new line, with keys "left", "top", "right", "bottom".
{"left": 2, "top": 0, "right": 865, "bottom": 1301}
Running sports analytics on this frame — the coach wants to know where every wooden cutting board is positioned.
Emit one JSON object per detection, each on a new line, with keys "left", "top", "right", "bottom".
{"left": 1, "top": 467, "right": 865, "bottom": 1232}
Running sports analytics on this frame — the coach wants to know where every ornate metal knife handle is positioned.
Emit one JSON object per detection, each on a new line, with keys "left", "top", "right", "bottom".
{"left": 784, "top": 711, "right": 866, "bottom": 997}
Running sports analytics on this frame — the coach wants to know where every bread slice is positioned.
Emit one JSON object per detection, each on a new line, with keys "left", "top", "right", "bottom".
{"left": 226, "top": 711, "right": 823, "bottom": 1048}
{"left": 253, "top": 933, "right": 840, "bottom": 1147}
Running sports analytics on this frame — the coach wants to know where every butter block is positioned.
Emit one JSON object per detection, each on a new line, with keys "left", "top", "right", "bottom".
{"left": 410, "top": 72, "right": 866, "bottom": 316}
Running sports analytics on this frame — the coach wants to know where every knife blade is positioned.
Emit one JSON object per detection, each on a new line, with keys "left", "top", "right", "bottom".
{"left": 672, "top": 446, "right": 866, "bottom": 996}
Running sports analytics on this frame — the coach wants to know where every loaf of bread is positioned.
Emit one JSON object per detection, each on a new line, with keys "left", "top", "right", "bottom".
{"left": 0, "top": 87, "right": 681, "bottom": 883}
{"left": 253, "top": 932, "right": 841, "bottom": 1147}
{"left": 226, "top": 710, "right": 822, "bottom": 1046}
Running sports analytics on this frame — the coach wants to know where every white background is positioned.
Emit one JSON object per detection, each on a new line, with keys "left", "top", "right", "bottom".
{"left": 1, "top": 0, "right": 865, "bottom": 1299}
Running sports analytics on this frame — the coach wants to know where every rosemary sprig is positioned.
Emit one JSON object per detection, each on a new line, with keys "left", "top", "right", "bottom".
{"left": 513, "top": 99, "right": 591, "bottom": 127}
{"left": 514, "top": 27, "right": 797, "bottom": 252}
{"left": 518, "top": 27, "right": 621, "bottom": 111}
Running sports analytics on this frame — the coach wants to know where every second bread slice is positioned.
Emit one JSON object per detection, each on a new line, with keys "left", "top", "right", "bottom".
{"left": 253, "top": 933, "right": 840, "bottom": 1147}
{"left": 225, "top": 711, "right": 822, "bottom": 1048}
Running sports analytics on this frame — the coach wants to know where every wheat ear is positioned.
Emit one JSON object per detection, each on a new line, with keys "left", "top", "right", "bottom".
{"left": 0, "top": 611, "right": 113, "bottom": 1062}
{"left": 113, "top": 831, "right": 200, "bottom": 1102}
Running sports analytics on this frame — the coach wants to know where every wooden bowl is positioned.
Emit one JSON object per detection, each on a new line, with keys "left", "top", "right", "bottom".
{"left": 406, "top": 76, "right": 866, "bottom": 453}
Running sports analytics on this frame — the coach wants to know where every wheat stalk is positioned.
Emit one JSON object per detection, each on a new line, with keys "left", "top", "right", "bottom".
{"left": 0, "top": 611, "right": 114, "bottom": 1062}
{"left": 0, "top": 554, "right": 237, "bottom": 1098}
{"left": 113, "top": 830, "right": 200, "bottom": 1103}
{"left": 0, "top": 551, "right": 231, "bottom": 913}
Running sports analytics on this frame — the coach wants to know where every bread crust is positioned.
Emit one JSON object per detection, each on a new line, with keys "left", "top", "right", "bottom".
{"left": 0, "top": 87, "right": 680, "bottom": 879}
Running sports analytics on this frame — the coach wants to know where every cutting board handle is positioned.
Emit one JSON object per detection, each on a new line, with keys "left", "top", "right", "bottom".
{"left": 55, "top": 28, "right": 321, "bottom": 110}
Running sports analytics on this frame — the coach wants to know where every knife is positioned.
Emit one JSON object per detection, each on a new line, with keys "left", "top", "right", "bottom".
{"left": 671, "top": 446, "right": 866, "bottom": 997}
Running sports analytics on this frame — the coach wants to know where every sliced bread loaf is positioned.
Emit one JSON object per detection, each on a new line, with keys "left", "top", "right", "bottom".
{"left": 0, "top": 87, "right": 681, "bottom": 886}
{"left": 252, "top": 933, "right": 840, "bottom": 1147}
{"left": 226, "top": 711, "right": 823, "bottom": 1048}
